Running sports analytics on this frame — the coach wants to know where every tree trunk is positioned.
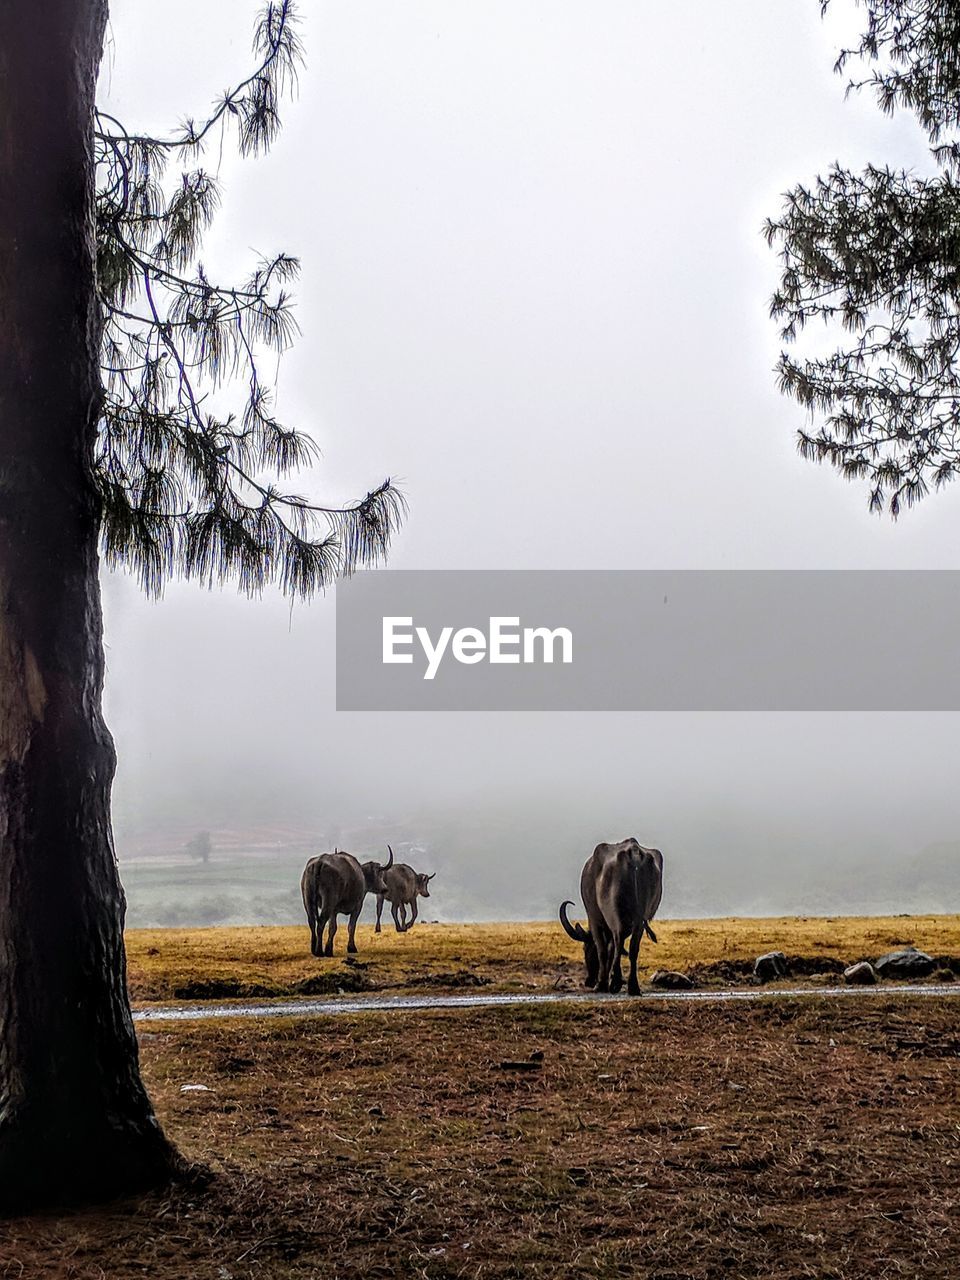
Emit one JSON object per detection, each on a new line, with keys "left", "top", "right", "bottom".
{"left": 0, "top": 0, "right": 182, "bottom": 1208}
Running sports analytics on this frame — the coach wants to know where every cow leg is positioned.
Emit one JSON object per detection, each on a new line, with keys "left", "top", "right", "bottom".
{"left": 324, "top": 913, "right": 338, "bottom": 957}
{"left": 392, "top": 902, "right": 405, "bottom": 933}
{"left": 407, "top": 899, "right": 419, "bottom": 930}
{"left": 583, "top": 938, "right": 599, "bottom": 989}
{"left": 595, "top": 925, "right": 614, "bottom": 993}
{"left": 347, "top": 907, "right": 361, "bottom": 954}
{"left": 313, "top": 906, "right": 329, "bottom": 958}
{"left": 627, "top": 929, "right": 642, "bottom": 995}
{"left": 608, "top": 930, "right": 625, "bottom": 994}
{"left": 375, "top": 894, "right": 384, "bottom": 934}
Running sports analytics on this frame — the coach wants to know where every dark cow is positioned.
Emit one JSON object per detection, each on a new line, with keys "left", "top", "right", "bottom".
{"left": 559, "top": 838, "right": 663, "bottom": 995}
{"left": 301, "top": 846, "right": 394, "bottom": 957}
{"left": 375, "top": 863, "right": 435, "bottom": 933}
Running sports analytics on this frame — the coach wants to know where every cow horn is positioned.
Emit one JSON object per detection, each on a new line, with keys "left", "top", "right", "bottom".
{"left": 426, "top": 872, "right": 436, "bottom": 882}
{"left": 559, "top": 900, "right": 589, "bottom": 943}
{"left": 384, "top": 844, "right": 394, "bottom": 869}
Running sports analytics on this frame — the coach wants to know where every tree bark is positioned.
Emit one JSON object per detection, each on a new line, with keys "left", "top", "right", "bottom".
{"left": 0, "top": 0, "right": 182, "bottom": 1208}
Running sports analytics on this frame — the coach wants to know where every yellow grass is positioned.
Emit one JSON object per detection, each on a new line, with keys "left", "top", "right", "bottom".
{"left": 125, "top": 914, "right": 960, "bottom": 1003}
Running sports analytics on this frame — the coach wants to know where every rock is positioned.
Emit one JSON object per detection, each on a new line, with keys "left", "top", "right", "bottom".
{"left": 650, "top": 969, "right": 694, "bottom": 990}
{"left": 844, "top": 961, "right": 878, "bottom": 985}
{"left": 874, "top": 947, "right": 935, "bottom": 979}
{"left": 753, "top": 951, "right": 788, "bottom": 982}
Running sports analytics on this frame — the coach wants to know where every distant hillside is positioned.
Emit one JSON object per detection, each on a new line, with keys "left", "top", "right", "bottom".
{"left": 117, "top": 809, "right": 960, "bottom": 927}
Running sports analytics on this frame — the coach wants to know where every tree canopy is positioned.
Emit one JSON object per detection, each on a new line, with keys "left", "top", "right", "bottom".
{"left": 766, "top": 0, "right": 960, "bottom": 515}
{"left": 94, "top": 0, "right": 404, "bottom": 594}
{"left": 185, "top": 831, "right": 212, "bottom": 863}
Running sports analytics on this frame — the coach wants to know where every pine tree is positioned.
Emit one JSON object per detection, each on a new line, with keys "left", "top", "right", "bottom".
{"left": 186, "top": 832, "right": 213, "bottom": 864}
{"left": 0, "top": 0, "right": 402, "bottom": 1208}
{"left": 766, "top": 0, "right": 960, "bottom": 515}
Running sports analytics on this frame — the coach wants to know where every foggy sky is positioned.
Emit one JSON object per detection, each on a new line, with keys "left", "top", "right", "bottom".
{"left": 98, "top": 2, "right": 960, "bottom": 918}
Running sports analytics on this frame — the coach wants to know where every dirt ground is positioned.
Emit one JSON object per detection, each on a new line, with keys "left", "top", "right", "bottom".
{"left": 126, "top": 915, "right": 960, "bottom": 1002}
{"left": 2, "top": 996, "right": 958, "bottom": 1278}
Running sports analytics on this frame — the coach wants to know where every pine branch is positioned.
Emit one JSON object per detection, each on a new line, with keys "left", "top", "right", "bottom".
{"left": 768, "top": 3, "right": 960, "bottom": 515}
{"left": 94, "top": 1, "right": 404, "bottom": 595}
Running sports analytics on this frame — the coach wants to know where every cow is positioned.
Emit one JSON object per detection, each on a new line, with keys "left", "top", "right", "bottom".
{"left": 301, "top": 845, "right": 394, "bottom": 957}
{"left": 375, "top": 862, "right": 436, "bottom": 933}
{"left": 559, "top": 838, "right": 663, "bottom": 995}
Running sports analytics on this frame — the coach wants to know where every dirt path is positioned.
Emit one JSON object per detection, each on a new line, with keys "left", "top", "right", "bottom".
{"left": 134, "top": 981, "right": 960, "bottom": 1021}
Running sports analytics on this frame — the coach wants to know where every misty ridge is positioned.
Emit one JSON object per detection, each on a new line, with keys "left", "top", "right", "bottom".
{"left": 108, "top": 623, "right": 960, "bottom": 930}
{"left": 116, "top": 794, "right": 960, "bottom": 929}
{"left": 105, "top": 578, "right": 960, "bottom": 934}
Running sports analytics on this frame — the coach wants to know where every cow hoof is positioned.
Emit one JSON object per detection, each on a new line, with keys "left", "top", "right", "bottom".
{"left": 323, "top": 947, "right": 334, "bottom": 958}
{"left": 347, "top": 944, "right": 358, "bottom": 954}
{"left": 627, "top": 982, "right": 641, "bottom": 996}
{"left": 375, "top": 925, "right": 381, "bottom": 934}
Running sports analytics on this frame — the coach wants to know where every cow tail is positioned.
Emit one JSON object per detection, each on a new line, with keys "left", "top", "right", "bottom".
{"left": 305, "top": 868, "right": 319, "bottom": 930}
{"left": 628, "top": 850, "right": 659, "bottom": 944}
{"left": 624, "top": 852, "right": 656, "bottom": 945}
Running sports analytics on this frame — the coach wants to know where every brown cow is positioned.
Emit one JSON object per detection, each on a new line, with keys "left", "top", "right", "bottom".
{"left": 559, "top": 838, "right": 662, "bottom": 995}
{"left": 301, "top": 846, "right": 394, "bottom": 957}
{"left": 375, "top": 863, "right": 436, "bottom": 933}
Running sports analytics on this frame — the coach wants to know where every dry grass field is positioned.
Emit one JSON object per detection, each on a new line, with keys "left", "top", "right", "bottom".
{"left": 2, "top": 997, "right": 958, "bottom": 1278}
{"left": 125, "top": 915, "right": 960, "bottom": 1003}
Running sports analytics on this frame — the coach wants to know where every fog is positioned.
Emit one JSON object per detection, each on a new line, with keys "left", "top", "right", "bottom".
{"left": 99, "top": 1, "right": 960, "bottom": 925}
